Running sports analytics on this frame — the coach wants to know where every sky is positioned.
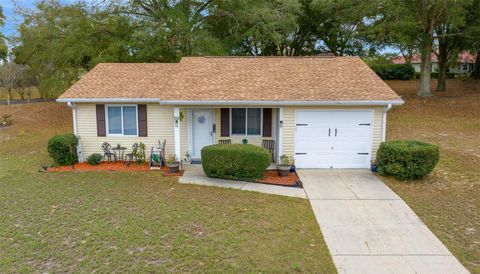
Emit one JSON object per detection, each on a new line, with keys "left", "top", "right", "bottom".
{"left": 2, "top": 0, "right": 76, "bottom": 37}
{"left": 2, "top": 0, "right": 37, "bottom": 37}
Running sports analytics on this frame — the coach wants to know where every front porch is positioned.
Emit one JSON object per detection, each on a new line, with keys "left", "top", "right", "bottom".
{"left": 175, "top": 106, "right": 282, "bottom": 163}
{"left": 179, "top": 164, "right": 306, "bottom": 199}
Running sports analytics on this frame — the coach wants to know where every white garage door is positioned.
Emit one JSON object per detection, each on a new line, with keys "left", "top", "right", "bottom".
{"left": 294, "top": 110, "right": 373, "bottom": 168}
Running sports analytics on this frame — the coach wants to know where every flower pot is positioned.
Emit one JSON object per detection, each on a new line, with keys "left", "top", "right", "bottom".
{"left": 277, "top": 164, "right": 291, "bottom": 177}
{"left": 371, "top": 164, "right": 377, "bottom": 173}
{"left": 167, "top": 162, "right": 180, "bottom": 173}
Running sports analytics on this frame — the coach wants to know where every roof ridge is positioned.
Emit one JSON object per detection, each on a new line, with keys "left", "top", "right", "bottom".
{"left": 200, "top": 55, "right": 339, "bottom": 59}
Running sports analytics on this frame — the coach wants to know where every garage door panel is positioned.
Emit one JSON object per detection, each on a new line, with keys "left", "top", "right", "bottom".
{"left": 332, "top": 152, "right": 371, "bottom": 168}
{"left": 295, "top": 141, "right": 331, "bottom": 153}
{"left": 295, "top": 154, "right": 331, "bottom": 168}
{"left": 335, "top": 127, "right": 372, "bottom": 138}
{"left": 295, "top": 110, "right": 373, "bottom": 169}
{"left": 295, "top": 127, "right": 330, "bottom": 138}
{"left": 333, "top": 141, "right": 371, "bottom": 154}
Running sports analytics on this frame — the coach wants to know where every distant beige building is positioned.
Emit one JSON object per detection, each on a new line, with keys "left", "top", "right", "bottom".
{"left": 392, "top": 52, "right": 476, "bottom": 74}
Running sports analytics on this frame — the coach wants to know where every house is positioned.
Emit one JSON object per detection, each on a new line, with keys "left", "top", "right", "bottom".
{"left": 392, "top": 52, "right": 476, "bottom": 74}
{"left": 57, "top": 56, "right": 403, "bottom": 169}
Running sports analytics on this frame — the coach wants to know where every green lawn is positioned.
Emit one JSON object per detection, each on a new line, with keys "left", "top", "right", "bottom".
{"left": 383, "top": 79, "right": 480, "bottom": 273}
{"left": 0, "top": 103, "right": 336, "bottom": 273}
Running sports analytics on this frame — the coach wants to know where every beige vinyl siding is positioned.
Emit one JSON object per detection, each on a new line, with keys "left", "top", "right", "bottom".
{"left": 214, "top": 108, "right": 275, "bottom": 146}
{"left": 76, "top": 103, "right": 175, "bottom": 160}
{"left": 281, "top": 106, "right": 384, "bottom": 160}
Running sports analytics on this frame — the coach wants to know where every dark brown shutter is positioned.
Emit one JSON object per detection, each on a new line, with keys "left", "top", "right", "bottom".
{"left": 138, "top": 104, "right": 148, "bottom": 137}
{"left": 96, "top": 104, "right": 106, "bottom": 137}
{"left": 262, "top": 108, "right": 272, "bottom": 137}
{"left": 220, "top": 108, "right": 230, "bottom": 137}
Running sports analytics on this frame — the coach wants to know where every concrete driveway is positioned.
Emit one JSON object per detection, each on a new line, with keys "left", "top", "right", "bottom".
{"left": 298, "top": 169, "right": 469, "bottom": 274}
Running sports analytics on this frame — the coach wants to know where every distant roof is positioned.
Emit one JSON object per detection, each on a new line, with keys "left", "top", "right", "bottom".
{"left": 58, "top": 56, "right": 403, "bottom": 105}
{"left": 392, "top": 51, "right": 476, "bottom": 64}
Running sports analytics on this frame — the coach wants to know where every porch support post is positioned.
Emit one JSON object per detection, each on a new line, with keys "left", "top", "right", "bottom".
{"left": 174, "top": 107, "right": 181, "bottom": 161}
{"left": 277, "top": 107, "right": 283, "bottom": 164}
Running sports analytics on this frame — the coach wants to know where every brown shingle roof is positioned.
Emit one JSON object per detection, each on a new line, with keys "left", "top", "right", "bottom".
{"left": 59, "top": 56, "right": 403, "bottom": 104}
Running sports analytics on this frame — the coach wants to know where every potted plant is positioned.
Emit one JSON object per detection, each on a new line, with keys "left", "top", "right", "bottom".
{"left": 242, "top": 138, "right": 248, "bottom": 144}
{"left": 277, "top": 154, "right": 292, "bottom": 177}
{"left": 370, "top": 160, "right": 377, "bottom": 173}
{"left": 166, "top": 155, "right": 180, "bottom": 173}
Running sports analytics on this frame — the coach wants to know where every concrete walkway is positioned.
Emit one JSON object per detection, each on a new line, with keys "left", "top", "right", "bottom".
{"left": 298, "top": 169, "right": 469, "bottom": 274}
{"left": 179, "top": 165, "right": 307, "bottom": 199}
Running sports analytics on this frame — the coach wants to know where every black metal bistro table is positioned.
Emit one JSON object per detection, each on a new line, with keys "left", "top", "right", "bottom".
{"left": 112, "top": 146, "right": 127, "bottom": 161}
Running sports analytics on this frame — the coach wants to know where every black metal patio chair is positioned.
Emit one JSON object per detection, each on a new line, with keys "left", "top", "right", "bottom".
{"left": 124, "top": 143, "right": 139, "bottom": 165}
{"left": 102, "top": 142, "right": 117, "bottom": 162}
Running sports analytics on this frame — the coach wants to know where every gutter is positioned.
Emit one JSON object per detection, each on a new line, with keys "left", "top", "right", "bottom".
{"left": 57, "top": 98, "right": 404, "bottom": 106}
{"left": 56, "top": 98, "right": 160, "bottom": 103}
{"left": 160, "top": 100, "right": 405, "bottom": 106}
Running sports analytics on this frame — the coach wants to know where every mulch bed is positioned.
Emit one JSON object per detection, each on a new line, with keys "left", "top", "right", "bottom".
{"left": 48, "top": 161, "right": 151, "bottom": 172}
{"left": 160, "top": 166, "right": 184, "bottom": 176}
{"left": 257, "top": 170, "right": 302, "bottom": 187}
{"left": 48, "top": 161, "right": 184, "bottom": 176}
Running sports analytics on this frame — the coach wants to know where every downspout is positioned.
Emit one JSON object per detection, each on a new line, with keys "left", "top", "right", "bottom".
{"left": 67, "top": 101, "right": 78, "bottom": 135}
{"left": 382, "top": 104, "right": 392, "bottom": 142}
{"left": 67, "top": 101, "right": 84, "bottom": 162}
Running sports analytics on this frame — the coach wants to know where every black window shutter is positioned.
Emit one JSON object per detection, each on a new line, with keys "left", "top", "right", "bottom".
{"left": 262, "top": 108, "right": 272, "bottom": 137}
{"left": 96, "top": 104, "right": 106, "bottom": 137}
{"left": 220, "top": 108, "right": 230, "bottom": 137}
{"left": 138, "top": 104, "right": 148, "bottom": 137}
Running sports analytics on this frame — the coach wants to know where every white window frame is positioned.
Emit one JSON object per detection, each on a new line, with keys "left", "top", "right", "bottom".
{"left": 230, "top": 107, "right": 263, "bottom": 137}
{"left": 105, "top": 104, "right": 139, "bottom": 137}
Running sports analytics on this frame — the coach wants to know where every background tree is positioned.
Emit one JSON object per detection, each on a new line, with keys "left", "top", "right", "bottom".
{"left": 14, "top": 0, "right": 139, "bottom": 99}
{"left": 434, "top": 0, "right": 470, "bottom": 91}
{"left": 0, "top": 5, "right": 7, "bottom": 61}
{"left": 0, "top": 62, "right": 27, "bottom": 104}
{"left": 464, "top": 0, "right": 480, "bottom": 79}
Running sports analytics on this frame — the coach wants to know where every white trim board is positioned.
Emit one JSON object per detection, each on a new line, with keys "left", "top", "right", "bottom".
{"left": 58, "top": 98, "right": 404, "bottom": 106}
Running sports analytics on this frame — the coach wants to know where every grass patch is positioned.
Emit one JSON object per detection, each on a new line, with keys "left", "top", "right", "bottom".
{"left": 382, "top": 79, "right": 480, "bottom": 273}
{"left": 0, "top": 103, "right": 336, "bottom": 273}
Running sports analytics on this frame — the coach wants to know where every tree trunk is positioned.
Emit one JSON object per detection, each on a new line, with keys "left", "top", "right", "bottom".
{"left": 436, "top": 28, "right": 448, "bottom": 92}
{"left": 6, "top": 89, "right": 12, "bottom": 105}
{"left": 437, "top": 63, "right": 447, "bottom": 92}
{"left": 418, "top": 38, "right": 434, "bottom": 97}
{"left": 436, "top": 43, "right": 448, "bottom": 92}
{"left": 472, "top": 50, "right": 480, "bottom": 79}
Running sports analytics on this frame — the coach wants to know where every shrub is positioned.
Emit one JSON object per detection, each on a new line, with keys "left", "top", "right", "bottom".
{"left": 1, "top": 114, "right": 13, "bottom": 126}
{"left": 201, "top": 144, "right": 270, "bottom": 180}
{"left": 47, "top": 133, "right": 78, "bottom": 166}
{"left": 135, "top": 142, "right": 146, "bottom": 164}
{"left": 87, "top": 153, "right": 102, "bottom": 165}
{"left": 376, "top": 140, "right": 439, "bottom": 180}
{"left": 430, "top": 72, "right": 456, "bottom": 79}
{"left": 370, "top": 63, "right": 415, "bottom": 80}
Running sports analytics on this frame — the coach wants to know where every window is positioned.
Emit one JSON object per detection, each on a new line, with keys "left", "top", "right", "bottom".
{"left": 231, "top": 108, "right": 262, "bottom": 135}
{"left": 107, "top": 105, "right": 138, "bottom": 136}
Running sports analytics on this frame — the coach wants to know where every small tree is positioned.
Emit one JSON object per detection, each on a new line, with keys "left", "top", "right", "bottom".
{"left": 0, "top": 62, "right": 28, "bottom": 104}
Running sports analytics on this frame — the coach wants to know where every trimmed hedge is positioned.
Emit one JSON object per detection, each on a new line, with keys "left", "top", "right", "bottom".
{"left": 370, "top": 64, "right": 415, "bottom": 80}
{"left": 201, "top": 144, "right": 270, "bottom": 180}
{"left": 47, "top": 133, "right": 78, "bottom": 166}
{"left": 376, "top": 140, "right": 439, "bottom": 180}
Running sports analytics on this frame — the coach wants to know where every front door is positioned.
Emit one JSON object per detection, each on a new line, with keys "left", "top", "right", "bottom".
{"left": 191, "top": 109, "right": 214, "bottom": 159}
